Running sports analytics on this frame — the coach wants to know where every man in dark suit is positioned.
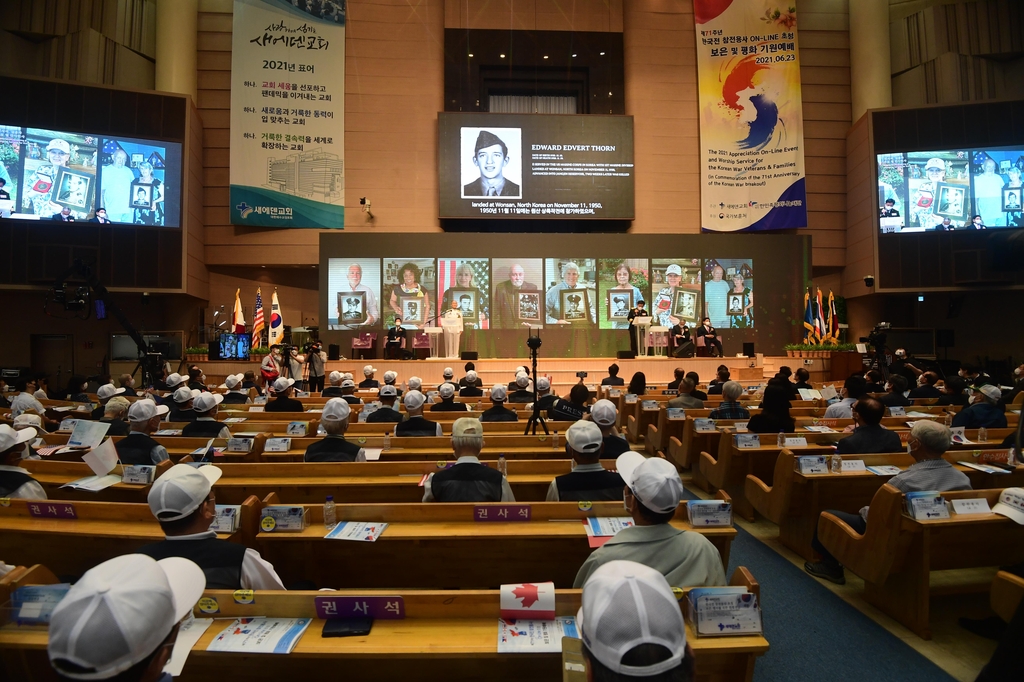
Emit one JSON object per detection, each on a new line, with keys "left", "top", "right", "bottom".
{"left": 90, "top": 207, "right": 112, "bottom": 223}
{"left": 695, "top": 318, "right": 722, "bottom": 357}
{"left": 0, "top": 178, "right": 10, "bottom": 200}
{"left": 836, "top": 398, "right": 903, "bottom": 454}
{"left": 51, "top": 207, "right": 75, "bottom": 221}
{"left": 908, "top": 371, "right": 942, "bottom": 399}
{"left": 626, "top": 300, "right": 648, "bottom": 356}
{"left": 600, "top": 364, "right": 624, "bottom": 387}
{"left": 463, "top": 130, "right": 520, "bottom": 197}
{"left": 385, "top": 318, "right": 406, "bottom": 360}
{"left": 265, "top": 378, "right": 304, "bottom": 413}
{"left": 878, "top": 375, "right": 911, "bottom": 408}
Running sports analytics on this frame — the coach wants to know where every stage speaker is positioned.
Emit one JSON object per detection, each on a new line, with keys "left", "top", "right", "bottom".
{"left": 461, "top": 351, "right": 478, "bottom": 361}
{"left": 617, "top": 351, "right": 635, "bottom": 359}
{"left": 743, "top": 342, "right": 755, "bottom": 357}
{"left": 936, "top": 330, "right": 955, "bottom": 348}
{"left": 328, "top": 344, "right": 341, "bottom": 361}
{"left": 207, "top": 341, "right": 220, "bottom": 361}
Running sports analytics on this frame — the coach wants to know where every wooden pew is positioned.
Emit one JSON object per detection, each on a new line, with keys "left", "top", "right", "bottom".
{"left": 0, "top": 569, "right": 768, "bottom": 682}
{"left": 256, "top": 434, "right": 584, "bottom": 463}
{"left": 818, "top": 485, "right": 1024, "bottom": 638}
{"left": 745, "top": 449, "right": 1024, "bottom": 561}
{"left": 0, "top": 496, "right": 261, "bottom": 579}
{"left": 255, "top": 496, "right": 736, "bottom": 589}
{"left": 0, "top": 564, "right": 60, "bottom": 605}
{"left": 991, "top": 570, "right": 1024, "bottom": 623}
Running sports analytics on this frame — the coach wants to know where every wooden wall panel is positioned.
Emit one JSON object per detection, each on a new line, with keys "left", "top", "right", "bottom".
{"left": 444, "top": 0, "right": 623, "bottom": 32}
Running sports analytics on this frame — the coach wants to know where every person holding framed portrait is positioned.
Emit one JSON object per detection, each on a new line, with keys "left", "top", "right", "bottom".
{"left": 607, "top": 262, "right": 642, "bottom": 330}
{"left": 728, "top": 272, "right": 753, "bottom": 328}
{"left": 492, "top": 262, "right": 540, "bottom": 329}
{"left": 335, "top": 263, "right": 380, "bottom": 327}
{"left": 545, "top": 261, "right": 595, "bottom": 324}
{"left": 132, "top": 161, "right": 164, "bottom": 225}
{"left": 389, "top": 262, "right": 430, "bottom": 328}
{"left": 440, "top": 261, "right": 488, "bottom": 329}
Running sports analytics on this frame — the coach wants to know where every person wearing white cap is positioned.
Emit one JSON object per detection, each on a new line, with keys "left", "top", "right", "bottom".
{"left": 265, "top": 377, "right": 304, "bottom": 413}
{"left": 460, "top": 362, "right": 483, "bottom": 388}
{"left": 507, "top": 366, "right": 530, "bottom": 392}
{"left": 589, "top": 399, "right": 630, "bottom": 458}
{"left": 115, "top": 400, "right": 170, "bottom": 466}
{"left": 509, "top": 373, "right": 534, "bottom": 403}
{"left": 340, "top": 378, "right": 364, "bottom": 405}
{"left": 652, "top": 262, "right": 691, "bottom": 328}
{"left": 395, "top": 391, "right": 443, "bottom": 436}
{"left": 168, "top": 387, "right": 200, "bottom": 422}
{"left": 366, "top": 384, "right": 403, "bottom": 423}
{"left": 430, "top": 383, "right": 469, "bottom": 412}
{"left": 359, "top": 364, "right": 380, "bottom": 389}
{"left": 951, "top": 383, "right": 1008, "bottom": 430}
{"left": 156, "top": 373, "right": 186, "bottom": 408}
{"left": 220, "top": 373, "right": 251, "bottom": 404}
{"left": 304, "top": 399, "right": 366, "bottom": 462}
{"left": 526, "top": 376, "right": 558, "bottom": 414}
{"left": 480, "top": 385, "right": 517, "bottom": 422}
{"left": 578, "top": 560, "right": 694, "bottom": 681}
{"left": 0, "top": 425, "right": 46, "bottom": 499}
{"left": 438, "top": 367, "right": 457, "bottom": 393}
{"left": 407, "top": 375, "right": 423, "bottom": 392}
{"left": 547, "top": 421, "right": 624, "bottom": 502}
{"left": 12, "top": 413, "right": 45, "bottom": 441}
{"left": 91, "top": 382, "right": 127, "bottom": 419}
{"left": 322, "top": 371, "right": 346, "bottom": 398}
{"left": 138, "top": 464, "right": 285, "bottom": 590}
{"left": 181, "top": 393, "right": 231, "bottom": 439}
{"left": 47, "top": 553, "right": 206, "bottom": 681}
{"left": 98, "top": 396, "right": 132, "bottom": 436}
{"left": 574, "top": 452, "right": 725, "bottom": 589}
{"left": 806, "top": 420, "right": 970, "bottom": 585}
{"left": 459, "top": 370, "right": 483, "bottom": 397}
{"left": 423, "top": 418, "right": 514, "bottom": 502}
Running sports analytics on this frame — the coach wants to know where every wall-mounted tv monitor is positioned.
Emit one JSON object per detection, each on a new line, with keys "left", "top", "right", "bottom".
{"left": 877, "top": 146, "right": 1024, "bottom": 233}
{"left": 0, "top": 124, "right": 182, "bottom": 227}
{"left": 437, "top": 112, "right": 634, "bottom": 220}
{"left": 218, "top": 334, "right": 251, "bottom": 360}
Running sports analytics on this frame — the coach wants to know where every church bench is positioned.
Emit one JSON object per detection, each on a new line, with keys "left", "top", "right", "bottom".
{"left": 991, "top": 570, "right": 1024, "bottom": 623}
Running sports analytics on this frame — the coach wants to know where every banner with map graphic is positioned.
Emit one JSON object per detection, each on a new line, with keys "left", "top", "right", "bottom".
{"left": 230, "top": 0, "right": 345, "bottom": 228}
{"left": 694, "top": 1, "right": 807, "bottom": 232}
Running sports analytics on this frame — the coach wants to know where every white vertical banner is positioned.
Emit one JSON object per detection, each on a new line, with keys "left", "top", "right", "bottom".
{"left": 230, "top": 0, "right": 346, "bottom": 228}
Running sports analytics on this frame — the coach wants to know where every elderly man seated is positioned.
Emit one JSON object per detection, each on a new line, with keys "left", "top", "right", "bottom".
{"left": 708, "top": 381, "right": 750, "bottom": 419}
{"left": 422, "top": 418, "right": 515, "bottom": 502}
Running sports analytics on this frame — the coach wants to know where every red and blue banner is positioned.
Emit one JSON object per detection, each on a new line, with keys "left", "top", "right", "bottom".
{"left": 695, "top": 1, "right": 807, "bottom": 232}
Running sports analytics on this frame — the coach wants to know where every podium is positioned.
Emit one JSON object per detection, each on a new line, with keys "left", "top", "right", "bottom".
{"left": 631, "top": 316, "right": 652, "bottom": 357}
{"left": 649, "top": 326, "right": 670, "bottom": 356}
{"left": 422, "top": 326, "right": 442, "bottom": 358}
{"left": 441, "top": 315, "right": 464, "bottom": 359}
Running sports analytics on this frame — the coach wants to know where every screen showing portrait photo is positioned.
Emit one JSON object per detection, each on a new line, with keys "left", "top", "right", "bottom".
{"left": 490, "top": 258, "right": 544, "bottom": 329}
{"left": 438, "top": 112, "right": 634, "bottom": 220}
{"left": 437, "top": 258, "right": 490, "bottom": 329}
{"left": 327, "top": 258, "right": 382, "bottom": 330}
{"left": 0, "top": 123, "right": 182, "bottom": 226}
{"left": 597, "top": 259, "right": 649, "bottom": 330}
{"left": 383, "top": 258, "right": 436, "bottom": 328}
{"left": 544, "top": 258, "right": 597, "bottom": 326}
{"left": 704, "top": 259, "right": 754, "bottom": 329}
{"left": 650, "top": 258, "right": 702, "bottom": 330}
{"left": 218, "top": 333, "right": 250, "bottom": 360}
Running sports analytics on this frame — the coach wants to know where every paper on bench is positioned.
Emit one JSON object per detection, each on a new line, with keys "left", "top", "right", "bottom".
{"left": 497, "top": 617, "right": 578, "bottom": 653}
{"left": 363, "top": 448, "right": 383, "bottom": 461}
{"left": 164, "top": 615, "right": 212, "bottom": 676}
{"left": 61, "top": 474, "right": 122, "bottom": 492}
{"left": 68, "top": 420, "right": 110, "bottom": 449}
{"left": 83, "top": 438, "right": 119, "bottom": 476}
{"left": 207, "top": 617, "right": 311, "bottom": 654}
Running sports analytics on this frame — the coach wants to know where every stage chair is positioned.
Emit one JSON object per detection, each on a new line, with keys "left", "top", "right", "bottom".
{"left": 352, "top": 332, "right": 377, "bottom": 360}
{"left": 696, "top": 334, "right": 709, "bottom": 357}
{"left": 411, "top": 331, "right": 431, "bottom": 359}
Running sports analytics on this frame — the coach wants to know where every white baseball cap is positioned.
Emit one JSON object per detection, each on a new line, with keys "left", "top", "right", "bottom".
{"left": 591, "top": 399, "right": 618, "bottom": 426}
{"left": 13, "top": 413, "right": 42, "bottom": 430}
{"left": 452, "top": 417, "right": 483, "bottom": 438}
{"left": 466, "top": 370, "right": 478, "bottom": 382}
{"left": 172, "top": 387, "right": 199, "bottom": 404}
{"left": 47, "top": 554, "right": 205, "bottom": 680}
{"left": 96, "top": 384, "right": 126, "bottom": 400}
{"left": 974, "top": 384, "right": 1002, "bottom": 401}
{"left": 165, "top": 373, "right": 184, "bottom": 389}
{"left": 192, "top": 392, "right": 223, "bottom": 413}
{"left": 439, "top": 383, "right": 455, "bottom": 399}
{"left": 47, "top": 138, "right": 72, "bottom": 154}
{"left": 127, "top": 399, "right": 169, "bottom": 422}
{"left": 341, "top": 379, "right": 356, "bottom": 389}
{"left": 0, "top": 424, "right": 34, "bottom": 453}
{"left": 384, "top": 370, "right": 398, "bottom": 383}
{"left": 147, "top": 463, "right": 222, "bottom": 522}
{"left": 408, "top": 376, "right": 423, "bottom": 390}
{"left": 577, "top": 560, "right": 687, "bottom": 677}
{"left": 491, "top": 385, "right": 508, "bottom": 402}
{"left": 404, "top": 390, "right": 426, "bottom": 410}
{"left": 993, "top": 488, "right": 1024, "bottom": 525}
{"left": 272, "top": 377, "right": 295, "bottom": 393}
{"left": 222, "top": 373, "right": 244, "bottom": 389}
{"left": 343, "top": 373, "right": 354, "bottom": 381}
{"left": 616, "top": 452, "right": 683, "bottom": 514}
{"left": 329, "top": 371, "right": 343, "bottom": 384}
{"left": 363, "top": 365, "right": 377, "bottom": 376}
{"left": 566, "top": 420, "right": 603, "bottom": 454}
{"left": 379, "top": 385, "right": 398, "bottom": 398}
{"left": 443, "top": 367, "right": 454, "bottom": 378}
{"left": 322, "top": 398, "right": 351, "bottom": 422}
{"left": 516, "top": 373, "right": 530, "bottom": 388}
{"left": 665, "top": 264, "right": 683, "bottom": 276}
{"left": 536, "top": 377, "right": 550, "bottom": 392}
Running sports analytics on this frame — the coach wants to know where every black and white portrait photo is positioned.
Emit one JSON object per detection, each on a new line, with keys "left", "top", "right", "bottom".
{"left": 561, "top": 290, "right": 589, "bottom": 322}
{"left": 460, "top": 127, "right": 522, "bottom": 199}
{"left": 516, "top": 291, "right": 541, "bottom": 322}
{"left": 130, "top": 181, "right": 153, "bottom": 209}
{"left": 338, "top": 291, "right": 367, "bottom": 324}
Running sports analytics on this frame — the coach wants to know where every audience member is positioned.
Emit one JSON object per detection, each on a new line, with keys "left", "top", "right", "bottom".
{"left": 265, "top": 378, "right": 304, "bottom": 413}
{"left": 686, "top": 372, "right": 707, "bottom": 401}
{"left": 508, "top": 373, "right": 533, "bottom": 403}
{"left": 118, "top": 373, "right": 139, "bottom": 397}
{"left": 627, "top": 372, "right": 647, "bottom": 396}
{"left": 588, "top": 399, "right": 630, "bottom": 458}
{"left": 602, "top": 364, "right": 625, "bottom": 386}
{"left": 547, "top": 420, "right": 624, "bottom": 501}
{"left": 242, "top": 370, "right": 264, "bottom": 397}
{"left": 220, "top": 373, "right": 251, "bottom": 404}
{"left": 422, "top": 418, "right": 514, "bottom": 502}
{"left": 836, "top": 398, "right": 903, "bottom": 454}
{"left": 304, "top": 399, "right": 366, "bottom": 462}
{"left": 91, "top": 382, "right": 127, "bottom": 419}
{"left": 358, "top": 365, "right": 379, "bottom": 389}
{"left": 550, "top": 383, "right": 592, "bottom": 422}
{"left": 186, "top": 366, "right": 206, "bottom": 392}
{"left": 0, "top": 425, "right": 46, "bottom": 499}
{"left": 366, "top": 385, "right": 403, "bottom": 423}
{"left": 481, "top": 385, "right": 518, "bottom": 422}
{"left": 339, "top": 379, "right": 364, "bottom": 405}
{"left": 98, "top": 396, "right": 132, "bottom": 436}
{"left": 459, "top": 370, "right": 484, "bottom": 397}
{"left": 322, "top": 371, "right": 345, "bottom": 398}
{"left": 707, "top": 367, "right": 730, "bottom": 395}
{"left": 382, "top": 370, "right": 402, "bottom": 397}
{"left": 395, "top": 390, "right": 443, "bottom": 436}
{"left": 10, "top": 378, "right": 46, "bottom": 419}
{"left": 667, "top": 368, "right": 684, "bottom": 390}
{"left": 507, "top": 366, "right": 530, "bottom": 391}
{"left": 168, "top": 387, "right": 199, "bottom": 422}
{"left": 460, "top": 362, "right": 483, "bottom": 388}
{"left": 824, "top": 374, "right": 867, "bottom": 419}
{"left": 959, "top": 364, "right": 992, "bottom": 387}
{"left": 746, "top": 385, "right": 794, "bottom": 434}
{"left": 708, "top": 381, "right": 750, "bottom": 419}
{"left": 879, "top": 375, "right": 911, "bottom": 408}
{"left": 439, "top": 367, "right": 457, "bottom": 392}
{"left": 908, "top": 371, "right": 942, "bottom": 399}
{"left": 793, "top": 368, "right": 813, "bottom": 392}
{"left": 181, "top": 393, "right": 231, "bottom": 438}
{"left": 937, "top": 376, "right": 969, "bottom": 407}
{"left": 863, "top": 370, "right": 885, "bottom": 394}
{"left": 952, "top": 384, "right": 1007, "bottom": 429}
{"left": 64, "top": 375, "right": 90, "bottom": 402}
{"left": 530, "top": 377, "right": 559, "bottom": 414}
{"left": 667, "top": 378, "right": 703, "bottom": 410}
{"left": 431, "top": 383, "right": 469, "bottom": 412}
{"left": 116, "top": 400, "right": 170, "bottom": 465}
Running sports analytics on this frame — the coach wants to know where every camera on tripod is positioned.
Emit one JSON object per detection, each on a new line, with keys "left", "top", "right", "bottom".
{"left": 576, "top": 371, "right": 588, "bottom": 379}
{"left": 860, "top": 322, "right": 891, "bottom": 350}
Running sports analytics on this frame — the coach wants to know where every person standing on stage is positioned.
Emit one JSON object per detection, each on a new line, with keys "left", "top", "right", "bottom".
{"left": 441, "top": 300, "right": 464, "bottom": 359}
{"left": 626, "top": 300, "right": 648, "bottom": 356}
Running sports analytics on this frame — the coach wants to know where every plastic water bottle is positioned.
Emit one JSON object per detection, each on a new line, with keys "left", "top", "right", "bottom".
{"left": 943, "top": 412, "right": 953, "bottom": 427}
{"left": 497, "top": 455, "right": 508, "bottom": 477}
{"left": 777, "top": 431, "right": 785, "bottom": 447}
{"left": 831, "top": 454, "right": 842, "bottom": 474}
{"left": 323, "top": 495, "right": 337, "bottom": 529}
{"left": 553, "top": 431, "right": 560, "bottom": 449}
{"left": 383, "top": 432, "right": 391, "bottom": 451}
{"left": 978, "top": 427, "right": 988, "bottom": 443}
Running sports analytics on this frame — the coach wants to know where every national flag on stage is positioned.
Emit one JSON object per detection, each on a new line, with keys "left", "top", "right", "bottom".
{"left": 437, "top": 259, "right": 458, "bottom": 320}
{"left": 268, "top": 289, "right": 284, "bottom": 346}
{"left": 802, "top": 288, "right": 816, "bottom": 342}
{"left": 251, "top": 287, "right": 265, "bottom": 350}
{"left": 232, "top": 288, "right": 246, "bottom": 333}
{"left": 826, "top": 290, "right": 839, "bottom": 343}
{"left": 815, "top": 288, "right": 827, "bottom": 341}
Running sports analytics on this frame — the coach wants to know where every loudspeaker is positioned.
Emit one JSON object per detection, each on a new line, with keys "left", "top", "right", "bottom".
{"left": 743, "top": 342, "right": 755, "bottom": 357}
{"left": 207, "top": 341, "right": 220, "bottom": 361}
{"left": 936, "top": 329, "right": 955, "bottom": 348}
{"left": 328, "top": 344, "right": 340, "bottom": 361}
{"left": 460, "top": 351, "right": 478, "bottom": 361}
{"left": 617, "top": 350, "right": 635, "bottom": 359}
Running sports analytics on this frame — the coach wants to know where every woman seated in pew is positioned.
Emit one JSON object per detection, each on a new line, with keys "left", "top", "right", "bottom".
{"left": 0, "top": 424, "right": 46, "bottom": 500}
{"left": 98, "top": 396, "right": 132, "bottom": 436}
{"left": 805, "top": 420, "right": 971, "bottom": 585}
{"left": 835, "top": 398, "right": 903, "bottom": 455}
{"left": 304, "top": 399, "right": 367, "bottom": 462}
{"left": 627, "top": 372, "right": 648, "bottom": 397}
{"left": 745, "top": 384, "right": 794, "bottom": 434}
{"left": 708, "top": 381, "right": 750, "bottom": 420}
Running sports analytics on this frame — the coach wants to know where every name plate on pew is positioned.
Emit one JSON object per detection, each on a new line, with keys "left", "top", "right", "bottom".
{"left": 734, "top": 434, "right": 760, "bottom": 449}
{"left": 888, "top": 406, "right": 906, "bottom": 416}
{"left": 226, "top": 438, "right": 253, "bottom": 453}
{"left": 641, "top": 400, "right": 659, "bottom": 411}
{"left": 796, "top": 456, "right": 828, "bottom": 474}
{"left": 211, "top": 505, "right": 241, "bottom": 533}
{"left": 784, "top": 437, "right": 808, "bottom": 448}
{"left": 314, "top": 595, "right": 406, "bottom": 620}
{"left": 624, "top": 394, "right": 638, "bottom": 404}
{"left": 260, "top": 506, "right": 309, "bottom": 531}
{"left": 734, "top": 421, "right": 749, "bottom": 433}
{"left": 248, "top": 406, "right": 265, "bottom": 412}
{"left": 841, "top": 460, "right": 867, "bottom": 473}
{"left": 28, "top": 502, "right": 77, "bottom": 519}
{"left": 264, "top": 438, "right": 292, "bottom": 452}
{"left": 608, "top": 389, "right": 622, "bottom": 398}
{"left": 294, "top": 391, "right": 310, "bottom": 398}
{"left": 474, "top": 504, "right": 531, "bottom": 521}
{"left": 686, "top": 500, "right": 733, "bottom": 527}
{"left": 693, "top": 418, "right": 716, "bottom": 433}
{"left": 286, "top": 421, "right": 308, "bottom": 436}
{"left": 971, "top": 449, "right": 1011, "bottom": 465}
{"left": 666, "top": 408, "right": 686, "bottom": 421}
{"left": 687, "top": 588, "right": 762, "bottom": 637}
{"left": 253, "top": 396, "right": 268, "bottom": 405}
{"left": 58, "top": 418, "right": 79, "bottom": 431}
{"left": 121, "top": 465, "right": 155, "bottom": 485}
{"left": 952, "top": 498, "right": 992, "bottom": 516}
{"left": 906, "top": 491, "right": 950, "bottom": 520}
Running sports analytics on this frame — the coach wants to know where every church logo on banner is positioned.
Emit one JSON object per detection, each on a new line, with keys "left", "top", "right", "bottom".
{"left": 694, "top": 1, "right": 807, "bottom": 232}
{"left": 230, "top": 0, "right": 346, "bottom": 229}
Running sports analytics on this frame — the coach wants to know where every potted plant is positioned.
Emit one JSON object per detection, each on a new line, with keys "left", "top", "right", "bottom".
{"left": 252, "top": 346, "right": 270, "bottom": 362}
{"left": 185, "top": 346, "right": 208, "bottom": 362}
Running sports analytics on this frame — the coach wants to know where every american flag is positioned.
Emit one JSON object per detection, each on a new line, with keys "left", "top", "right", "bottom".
{"left": 251, "top": 287, "right": 265, "bottom": 350}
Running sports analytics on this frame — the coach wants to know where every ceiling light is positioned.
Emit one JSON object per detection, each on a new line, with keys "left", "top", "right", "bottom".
{"left": 468, "top": 53, "right": 474, "bottom": 57}
{"left": 599, "top": 51, "right": 605, "bottom": 55}
{"left": 572, "top": 53, "right": 577, "bottom": 57}
{"left": 500, "top": 53, "right": 506, "bottom": 58}
{"left": 543, "top": 55, "right": 549, "bottom": 59}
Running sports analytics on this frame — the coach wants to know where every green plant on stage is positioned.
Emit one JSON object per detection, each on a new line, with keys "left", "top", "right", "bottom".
{"left": 252, "top": 347, "right": 271, "bottom": 355}
{"left": 185, "top": 346, "right": 208, "bottom": 354}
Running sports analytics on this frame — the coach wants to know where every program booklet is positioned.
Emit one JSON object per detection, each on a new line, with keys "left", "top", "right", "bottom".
{"left": 207, "top": 617, "right": 311, "bottom": 654}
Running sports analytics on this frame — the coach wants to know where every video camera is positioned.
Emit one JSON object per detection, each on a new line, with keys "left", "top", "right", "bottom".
{"left": 860, "top": 322, "right": 891, "bottom": 350}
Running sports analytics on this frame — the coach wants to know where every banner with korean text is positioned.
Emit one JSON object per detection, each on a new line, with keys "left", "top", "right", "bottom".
{"left": 694, "top": 1, "right": 807, "bottom": 232}
{"left": 230, "top": 0, "right": 345, "bottom": 228}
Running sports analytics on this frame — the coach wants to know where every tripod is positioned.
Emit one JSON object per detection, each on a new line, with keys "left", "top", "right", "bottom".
{"left": 524, "top": 335, "right": 548, "bottom": 436}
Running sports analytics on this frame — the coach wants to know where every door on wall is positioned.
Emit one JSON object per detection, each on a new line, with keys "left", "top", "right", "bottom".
{"left": 31, "top": 335, "right": 74, "bottom": 395}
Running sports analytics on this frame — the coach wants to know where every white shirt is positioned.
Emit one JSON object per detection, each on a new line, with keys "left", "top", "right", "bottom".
{"left": 823, "top": 397, "right": 857, "bottom": 419}
{"left": 10, "top": 392, "right": 45, "bottom": 419}
{"left": 165, "top": 530, "right": 286, "bottom": 590}
{"left": 422, "top": 455, "right": 515, "bottom": 502}
{"left": 0, "top": 465, "right": 47, "bottom": 500}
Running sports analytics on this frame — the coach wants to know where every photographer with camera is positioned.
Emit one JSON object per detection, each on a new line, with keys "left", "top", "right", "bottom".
{"left": 305, "top": 341, "right": 326, "bottom": 393}
{"left": 281, "top": 345, "right": 305, "bottom": 391}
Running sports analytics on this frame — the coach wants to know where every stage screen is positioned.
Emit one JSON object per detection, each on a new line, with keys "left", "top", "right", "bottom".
{"left": 597, "top": 259, "right": 648, "bottom": 330}
{"left": 437, "top": 113, "right": 634, "bottom": 220}
{"left": 0, "top": 124, "right": 182, "bottom": 226}
{"left": 437, "top": 258, "right": 490, "bottom": 329}
{"left": 383, "top": 258, "right": 437, "bottom": 328}
{"left": 327, "top": 259, "right": 382, "bottom": 330}
{"left": 543, "top": 258, "right": 597, "bottom": 325}
{"left": 876, "top": 146, "right": 1024, "bottom": 233}
{"left": 650, "top": 258, "right": 701, "bottom": 329}
{"left": 219, "top": 334, "right": 250, "bottom": 360}
{"left": 491, "top": 258, "right": 544, "bottom": 329}
{"left": 704, "top": 259, "right": 754, "bottom": 329}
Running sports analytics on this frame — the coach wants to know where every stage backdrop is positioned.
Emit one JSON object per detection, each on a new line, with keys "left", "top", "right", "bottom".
{"left": 229, "top": 0, "right": 345, "bottom": 228}
{"left": 320, "top": 233, "right": 811, "bottom": 358}
{"left": 694, "top": 0, "right": 807, "bottom": 233}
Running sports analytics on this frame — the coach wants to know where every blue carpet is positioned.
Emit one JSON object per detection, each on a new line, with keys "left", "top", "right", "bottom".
{"left": 683, "top": 490, "right": 958, "bottom": 682}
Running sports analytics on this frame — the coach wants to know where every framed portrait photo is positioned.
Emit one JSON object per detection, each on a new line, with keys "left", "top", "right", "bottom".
{"left": 52, "top": 167, "right": 93, "bottom": 211}
{"left": 727, "top": 293, "right": 744, "bottom": 315}
{"left": 131, "top": 153, "right": 144, "bottom": 168}
{"left": 130, "top": 180, "right": 154, "bottom": 210}
{"left": 933, "top": 182, "right": 967, "bottom": 220}
{"left": 447, "top": 287, "right": 479, "bottom": 324}
{"left": 607, "top": 290, "right": 633, "bottom": 320}
{"left": 1003, "top": 188, "right": 1022, "bottom": 212}
{"left": 337, "top": 291, "right": 368, "bottom": 325}
{"left": 560, "top": 289, "right": 589, "bottom": 323}
{"left": 516, "top": 291, "right": 541, "bottom": 322}
{"left": 400, "top": 295, "right": 426, "bottom": 325}
{"left": 672, "top": 290, "right": 697, "bottom": 321}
